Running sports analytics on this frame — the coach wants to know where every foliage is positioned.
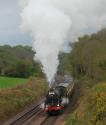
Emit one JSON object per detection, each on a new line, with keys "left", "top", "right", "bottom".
{"left": 65, "top": 29, "right": 106, "bottom": 125}
{"left": 87, "top": 83, "right": 106, "bottom": 125}
{"left": 58, "top": 53, "right": 72, "bottom": 75}
{"left": 65, "top": 82, "right": 106, "bottom": 125}
{"left": 70, "top": 29, "right": 106, "bottom": 80}
{"left": 66, "top": 113, "right": 78, "bottom": 125}
{"left": 0, "top": 45, "right": 43, "bottom": 78}
{"left": 0, "top": 76, "right": 27, "bottom": 89}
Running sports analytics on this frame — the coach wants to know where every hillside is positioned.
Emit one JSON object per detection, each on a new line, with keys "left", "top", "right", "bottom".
{"left": 65, "top": 29, "right": 106, "bottom": 125}
{"left": 0, "top": 77, "right": 48, "bottom": 124}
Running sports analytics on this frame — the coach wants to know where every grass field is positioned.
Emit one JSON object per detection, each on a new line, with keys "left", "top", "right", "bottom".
{"left": 0, "top": 76, "right": 27, "bottom": 89}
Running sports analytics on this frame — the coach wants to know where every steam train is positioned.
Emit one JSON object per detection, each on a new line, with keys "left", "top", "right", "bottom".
{"left": 44, "top": 81, "right": 75, "bottom": 115}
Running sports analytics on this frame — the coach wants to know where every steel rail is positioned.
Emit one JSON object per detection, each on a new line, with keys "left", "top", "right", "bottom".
{"left": 3, "top": 99, "right": 45, "bottom": 125}
{"left": 10, "top": 104, "right": 41, "bottom": 125}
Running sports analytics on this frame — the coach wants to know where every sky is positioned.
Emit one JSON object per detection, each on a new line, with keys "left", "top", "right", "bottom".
{"left": 0, "top": 0, "right": 106, "bottom": 46}
{"left": 0, "top": 0, "right": 31, "bottom": 46}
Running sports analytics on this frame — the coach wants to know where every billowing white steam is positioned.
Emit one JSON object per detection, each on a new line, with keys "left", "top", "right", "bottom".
{"left": 20, "top": 0, "right": 106, "bottom": 84}
{"left": 61, "top": 97, "right": 69, "bottom": 105}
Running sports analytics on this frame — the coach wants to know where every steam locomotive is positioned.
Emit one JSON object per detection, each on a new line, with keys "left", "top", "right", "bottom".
{"left": 44, "top": 81, "right": 75, "bottom": 115}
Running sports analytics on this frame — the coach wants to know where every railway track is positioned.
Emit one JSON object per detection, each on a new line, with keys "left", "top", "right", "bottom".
{"left": 40, "top": 116, "right": 58, "bottom": 125}
{"left": 10, "top": 105, "right": 41, "bottom": 125}
{"left": 3, "top": 101, "right": 44, "bottom": 125}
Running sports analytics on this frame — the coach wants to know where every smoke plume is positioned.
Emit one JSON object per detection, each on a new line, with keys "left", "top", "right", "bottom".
{"left": 20, "top": 0, "right": 106, "bottom": 84}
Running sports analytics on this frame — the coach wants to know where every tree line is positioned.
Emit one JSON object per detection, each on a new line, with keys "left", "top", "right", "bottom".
{"left": 0, "top": 45, "right": 43, "bottom": 78}
{"left": 70, "top": 29, "right": 106, "bottom": 80}
{"left": 0, "top": 28, "right": 106, "bottom": 80}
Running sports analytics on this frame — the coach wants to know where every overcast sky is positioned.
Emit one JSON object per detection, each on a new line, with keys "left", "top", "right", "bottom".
{"left": 0, "top": 0, "right": 31, "bottom": 46}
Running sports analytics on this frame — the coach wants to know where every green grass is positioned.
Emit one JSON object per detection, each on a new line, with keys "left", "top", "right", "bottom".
{"left": 0, "top": 76, "right": 27, "bottom": 89}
